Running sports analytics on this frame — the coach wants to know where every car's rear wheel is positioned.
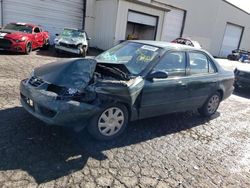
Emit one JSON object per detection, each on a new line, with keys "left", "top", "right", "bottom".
{"left": 198, "top": 92, "right": 221, "bottom": 117}
{"left": 25, "top": 42, "right": 32, "bottom": 55}
{"left": 87, "top": 104, "right": 128, "bottom": 140}
{"left": 42, "top": 39, "right": 50, "bottom": 50}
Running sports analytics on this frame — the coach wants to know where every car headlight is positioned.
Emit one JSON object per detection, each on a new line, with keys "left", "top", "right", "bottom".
{"left": 25, "top": 70, "right": 34, "bottom": 84}
{"left": 15, "top": 36, "right": 27, "bottom": 43}
{"left": 54, "top": 38, "right": 59, "bottom": 45}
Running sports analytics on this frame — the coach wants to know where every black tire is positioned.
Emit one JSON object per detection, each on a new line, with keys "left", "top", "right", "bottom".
{"left": 87, "top": 104, "right": 128, "bottom": 140}
{"left": 198, "top": 92, "right": 221, "bottom": 117}
{"left": 25, "top": 42, "right": 32, "bottom": 55}
{"left": 55, "top": 49, "right": 60, "bottom": 55}
{"left": 42, "top": 39, "right": 50, "bottom": 50}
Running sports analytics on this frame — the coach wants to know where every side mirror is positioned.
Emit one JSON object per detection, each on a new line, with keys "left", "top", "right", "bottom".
{"left": 147, "top": 71, "right": 168, "bottom": 80}
{"left": 55, "top": 33, "right": 59, "bottom": 36}
{"left": 87, "top": 37, "right": 91, "bottom": 40}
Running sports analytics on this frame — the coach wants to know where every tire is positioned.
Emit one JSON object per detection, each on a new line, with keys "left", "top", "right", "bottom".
{"left": 87, "top": 104, "right": 128, "bottom": 140}
{"left": 42, "top": 39, "right": 50, "bottom": 50}
{"left": 55, "top": 49, "right": 60, "bottom": 55}
{"left": 81, "top": 46, "right": 87, "bottom": 57}
{"left": 198, "top": 92, "right": 221, "bottom": 117}
{"left": 25, "top": 42, "right": 32, "bottom": 55}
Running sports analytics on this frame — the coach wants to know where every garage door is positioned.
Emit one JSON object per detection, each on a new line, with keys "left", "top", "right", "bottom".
{"left": 126, "top": 11, "right": 158, "bottom": 40}
{"left": 2, "top": 0, "right": 84, "bottom": 42}
{"left": 128, "top": 11, "right": 158, "bottom": 27}
{"left": 161, "top": 8, "right": 185, "bottom": 42}
{"left": 220, "top": 23, "right": 243, "bottom": 57}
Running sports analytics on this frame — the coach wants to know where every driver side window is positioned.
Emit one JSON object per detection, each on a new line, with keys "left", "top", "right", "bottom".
{"left": 153, "top": 52, "right": 186, "bottom": 77}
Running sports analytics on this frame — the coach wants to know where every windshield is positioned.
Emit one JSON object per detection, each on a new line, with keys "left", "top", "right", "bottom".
{"left": 4, "top": 23, "right": 33, "bottom": 33}
{"left": 95, "top": 42, "right": 162, "bottom": 75}
{"left": 61, "top": 29, "right": 85, "bottom": 38}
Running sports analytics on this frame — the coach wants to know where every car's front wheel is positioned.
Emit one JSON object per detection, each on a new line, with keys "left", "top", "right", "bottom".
{"left": 198, "top": 92, "right": 221, "bottom": 117}
{"left": 25, "top": 42, "right": 32, "bottom": 55}
{"left": 42, "top": 39, "right": 50, "bottom": 50}
{"left": 87, "top": 104, "right": 128, "bottom": 140}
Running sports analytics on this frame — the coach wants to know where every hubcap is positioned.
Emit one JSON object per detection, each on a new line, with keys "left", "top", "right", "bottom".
{"left": 98, "top": 107, "right": 124, "bottom": 136}
{"left": 207, "top": 95, "right": 220, "bottom": 114}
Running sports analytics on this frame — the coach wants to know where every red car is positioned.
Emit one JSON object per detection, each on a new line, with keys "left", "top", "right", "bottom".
{"left": 0, "top": 23, "right": 50, "bottom": 54}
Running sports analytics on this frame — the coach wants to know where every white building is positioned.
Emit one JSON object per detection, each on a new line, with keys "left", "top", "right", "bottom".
{"left": 0, "top": 0, "right": 250, "bottom": 57}
{"left": 0, "top": 0, "right": 86, "bottom": 42}
{"left": 85, "top": 0, "right": 250, "bottom": 57}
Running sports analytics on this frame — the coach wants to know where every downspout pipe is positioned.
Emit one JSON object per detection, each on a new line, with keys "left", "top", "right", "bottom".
{"left": 0, "top": 0, "right": 3, "bottom": 28}
{"left": 82, "top": 0, "right": 87, "bottom": 29}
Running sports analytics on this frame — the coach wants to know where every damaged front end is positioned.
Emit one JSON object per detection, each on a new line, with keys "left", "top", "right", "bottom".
{"left": 20, "top": 58, "right": 144, "bottom": 130}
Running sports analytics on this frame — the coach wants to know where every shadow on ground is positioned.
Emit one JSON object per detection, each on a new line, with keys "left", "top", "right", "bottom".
{"left": 234, "top": 88, "right": 250, "bottom": 99}
{"left": 0, "top": 47, "right": 102, "bottom": 58}
{"left": 0, "top": 106, "right": 218, "bottom": 184}
{"left": 35, "top": 47, "right": 102, "bottom": 58}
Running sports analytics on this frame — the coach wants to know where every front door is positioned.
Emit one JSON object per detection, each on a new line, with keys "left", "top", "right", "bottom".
{"left": 139, "top": 51, "right": 190, "bottom": 119}
{"left": 33, "top": 27, "right": 44, "bottom": 48}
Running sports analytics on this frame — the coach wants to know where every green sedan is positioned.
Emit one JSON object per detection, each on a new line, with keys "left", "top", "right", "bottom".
{"left": 20, "top": 41, "right": 235, "bottom": 140}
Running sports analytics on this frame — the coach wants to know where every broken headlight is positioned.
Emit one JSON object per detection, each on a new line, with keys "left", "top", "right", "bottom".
{"left": 55, "top": 86, "right": 83, "bottom": 101}
{"left": 65, "top": 88, "right": 81, "bottom": 96}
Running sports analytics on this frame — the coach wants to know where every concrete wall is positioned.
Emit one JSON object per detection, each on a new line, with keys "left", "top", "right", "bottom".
{"left": 92, "top": 0, "right": 118, "bottom": 50}
{"left": 85, "top": 0, "right": 96, "bottom": 46}
{"left": 0, "top": 0, "right": 2, "bottom": 27}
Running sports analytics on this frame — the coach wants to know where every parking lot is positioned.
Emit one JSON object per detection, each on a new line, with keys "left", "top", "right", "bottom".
{"left": 0, "top": 49, "right": 250, "bottom": 188}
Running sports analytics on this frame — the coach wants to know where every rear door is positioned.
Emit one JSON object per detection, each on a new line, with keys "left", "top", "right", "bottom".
{"left": 139, "top": 51, "right": 190, "bottom": 119}
{"left": 186, "top": 51, "right": 218, "bottom": 108}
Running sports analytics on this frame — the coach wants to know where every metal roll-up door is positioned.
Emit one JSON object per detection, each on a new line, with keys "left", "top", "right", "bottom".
{"left": 220, "top": 23, "right": 244, "bottom": 57}
{"left": 128, "top": 11, "right": 158, "bottom": 27}
{"left": 2, "top": 0, "right": 84, "bottom": 42}
{"left": 126, "top": 11, "right": 158, "bottom": 40}
{"left": 161, "top": 8, "right": 185, "bottom": 42}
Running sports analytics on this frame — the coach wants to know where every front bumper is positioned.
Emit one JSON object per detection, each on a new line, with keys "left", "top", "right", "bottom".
{"left": 20, "top": 80, "right": 100, "bottom": 129}
{"left": 0, "top": 38, "right": 26, "bottom": 52}
{"left": 55, "top": 45, "right": 81, "bottom": 55}
{"left": 235, "top": 76, "right": 250, "bottom": 88}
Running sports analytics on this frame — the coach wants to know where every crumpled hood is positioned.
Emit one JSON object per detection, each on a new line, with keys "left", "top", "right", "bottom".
{"left": 34, "top": 58, "right": 97, "bottom": 90}
{"left": 57, "top": 36, "right": 83, "bottom": 45}
{"left": 237, "top": 63, "right": 250, "bottom": 73}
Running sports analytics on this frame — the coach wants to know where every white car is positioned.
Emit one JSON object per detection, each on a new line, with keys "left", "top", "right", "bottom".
{"left": 54, "top": 28, "right": 90, "bottom": 57}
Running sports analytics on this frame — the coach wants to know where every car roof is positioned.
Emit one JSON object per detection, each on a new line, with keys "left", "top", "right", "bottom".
{"left": 9, "top": 22, "right": 36, "bottom": 27}
{"left": 131, "top": 40, "right": 203, "bottom": 51}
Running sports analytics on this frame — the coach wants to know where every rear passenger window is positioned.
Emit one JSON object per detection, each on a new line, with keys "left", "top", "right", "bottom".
{"left": 189, "top": 52, "right": 216, "bottom": 75}
{"left": 154, "top": 52, "right": 186, "bottom": 77}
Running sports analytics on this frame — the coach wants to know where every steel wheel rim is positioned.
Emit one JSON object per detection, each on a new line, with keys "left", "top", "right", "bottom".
{"left": 98, "top": 107, "right": 124, "bottom": 136}
{"left": 207, "top": 95, "right": 220, "bottom": 114}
